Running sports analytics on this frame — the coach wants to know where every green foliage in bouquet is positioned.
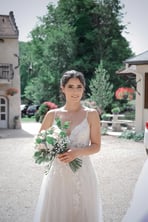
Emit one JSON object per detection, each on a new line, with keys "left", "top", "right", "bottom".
{"left": 34, "top": 118, "right": 82, "bottom": 174}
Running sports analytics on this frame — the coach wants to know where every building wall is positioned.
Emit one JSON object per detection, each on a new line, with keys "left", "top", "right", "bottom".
{"left": 135, "top": 65, "right": 148, "bottom": 131}
{"left": 0, "top": 38, "right": 21, "bottom": 129}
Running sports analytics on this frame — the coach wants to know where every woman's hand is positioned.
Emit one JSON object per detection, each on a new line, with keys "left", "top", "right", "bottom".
{"left": 57, "top": 149, "right": 78, "bottom": 163}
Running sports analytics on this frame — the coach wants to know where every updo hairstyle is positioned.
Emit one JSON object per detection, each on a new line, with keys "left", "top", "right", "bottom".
{"left": 60, "top": 70, "right": 86, "bottom": 88}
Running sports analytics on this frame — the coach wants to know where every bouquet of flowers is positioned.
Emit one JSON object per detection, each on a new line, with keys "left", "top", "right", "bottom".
{"left": 33, "top": 118, "right": 82, "bottom": 174}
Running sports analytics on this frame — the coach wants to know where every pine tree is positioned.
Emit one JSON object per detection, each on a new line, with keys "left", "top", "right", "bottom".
{"left": 89, "top": 60, "right": 114, "bottom": 111}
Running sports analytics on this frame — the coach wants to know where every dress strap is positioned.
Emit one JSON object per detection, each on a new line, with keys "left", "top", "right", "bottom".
{"left": 51, "top": 110, "right": 58, "bottom": 126}
{"left": 53, "top": 110, "right": 57, "bottom": 120}
{"left": 85, "top": 109, "right": 89, "bottom": 119}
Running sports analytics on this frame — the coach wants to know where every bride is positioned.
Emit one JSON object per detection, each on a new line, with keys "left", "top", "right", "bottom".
{"left": 33, "top": 70, "right": 103, "bottom": 222}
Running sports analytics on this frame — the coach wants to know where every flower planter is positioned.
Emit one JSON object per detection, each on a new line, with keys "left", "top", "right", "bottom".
{"left": 6, "top": 88, "right": 18, "bottom": 96}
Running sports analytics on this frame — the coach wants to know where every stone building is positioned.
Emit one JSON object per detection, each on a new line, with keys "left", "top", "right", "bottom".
{"left": 0, "top": 11, "right": 21, "bottom": 129}
{"left": 117, "top": 51, "right": 148, "bottom": 132}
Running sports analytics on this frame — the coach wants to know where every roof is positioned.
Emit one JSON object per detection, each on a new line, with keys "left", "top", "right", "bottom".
{"left": 116, "top": 68, "right": 138, "bottom": 75}
{"left": 124, "top": 51, "right": 148, "bottom": 65}
{"left": 0, "top": 11, "right": 19, "bottom": 39}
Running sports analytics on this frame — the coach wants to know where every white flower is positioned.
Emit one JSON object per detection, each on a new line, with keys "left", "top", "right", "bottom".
{"left": 33, "top": 117, "right": 82, "bottom": 174}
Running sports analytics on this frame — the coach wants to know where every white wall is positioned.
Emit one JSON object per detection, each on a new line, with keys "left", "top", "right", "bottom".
{"left": 0, "top": 38, "right": 21, "bottom": 129}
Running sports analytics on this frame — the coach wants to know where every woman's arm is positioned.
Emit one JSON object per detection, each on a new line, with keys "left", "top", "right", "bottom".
{"left": 58, "top": 109, "right": 101, "bottom": 163}
{"left": 77, "top": 109, "right": 101, "bottom": 155}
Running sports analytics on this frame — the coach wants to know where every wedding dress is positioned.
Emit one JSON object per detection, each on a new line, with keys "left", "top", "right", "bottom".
{"left": 122, "top": 158, "right": 148, "bottom": 222}
{"left": 34, "top": 116, "right": 103, "bottom": 222}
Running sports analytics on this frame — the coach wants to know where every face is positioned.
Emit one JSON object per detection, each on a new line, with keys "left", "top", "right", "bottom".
{"left": 62, "top": 78, "right": 84, "bottom": 102}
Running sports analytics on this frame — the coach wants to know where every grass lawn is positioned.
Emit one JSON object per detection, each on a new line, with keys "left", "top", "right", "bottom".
{"left": 21, "top": 116, "right": 36, "bottom": 123}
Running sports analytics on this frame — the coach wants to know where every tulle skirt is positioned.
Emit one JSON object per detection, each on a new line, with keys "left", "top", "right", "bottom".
{"left": 122, "top": 159, "right": 148, "bottom": 222}
{"left": 34, "top": 156, "right": 103, "bottom": 222}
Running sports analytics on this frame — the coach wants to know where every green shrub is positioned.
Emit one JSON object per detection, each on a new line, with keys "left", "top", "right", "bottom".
{"left": 101, "top": 113, "right": 109, "bottom": 120}
{"left": 101, "top": 127, "right": 107, "bottom": 135}
{"left": 119, "top": 130, "right": 144, "bottom": 142}
{"left": 35, "top": 102, "right": 58, "bottom": 123}
{"left": 35, "top": 104, "right": 48, "bottom": 122}
{"left": 133, "top": 131, "right": 144, "bottom": 142}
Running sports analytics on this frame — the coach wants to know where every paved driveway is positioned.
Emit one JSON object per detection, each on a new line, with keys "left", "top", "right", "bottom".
{"left": 0, "top": 122, "right": 147, "bottom": 222}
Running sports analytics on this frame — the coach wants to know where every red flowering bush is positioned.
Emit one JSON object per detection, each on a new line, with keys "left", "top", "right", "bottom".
{"left": 115, "top": 87, "right": 135, "bottom": 100}
{"left": 35, "top": 101, "right": 58, "bottom": 122}
{"left": 43, "top": 101, "right": 58, "bottom": 109}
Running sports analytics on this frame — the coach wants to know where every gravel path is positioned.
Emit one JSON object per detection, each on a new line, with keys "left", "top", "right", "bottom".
{"left": 0, "top": 122, "right": 147, "bottom": 222}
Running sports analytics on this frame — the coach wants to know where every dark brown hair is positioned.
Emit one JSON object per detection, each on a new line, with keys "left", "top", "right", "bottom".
{"left": 60, "top": 70, "right": 86, "bottom": 88}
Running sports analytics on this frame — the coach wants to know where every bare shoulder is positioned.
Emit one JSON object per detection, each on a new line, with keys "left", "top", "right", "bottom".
{"left": 83, "top": 106, "right": 99, "bottom": 116}
{"left": 40, "top": 108, "right": 61, "bottom": 131}
{"left": 43, "top": 108, "right": 61, "bottom": 122}
{"left": 84, "top": 107, "right": 100, "bottom": 123}
{"left": 47, "top": 108, "right": 59, "bottom": 115}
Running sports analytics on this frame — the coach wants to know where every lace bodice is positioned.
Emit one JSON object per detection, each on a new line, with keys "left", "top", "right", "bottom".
{"left": 69, "top": 118, "right": 90, "bottom": 148}
{"left": 51, "top": 116, "right": 91, "bottom": 173}
{"left": 53, "top": 108, "right": 90, "bottom": 149}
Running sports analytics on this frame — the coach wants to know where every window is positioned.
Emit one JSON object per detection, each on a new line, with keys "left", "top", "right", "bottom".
{"left": 0, "top": 97, "right": 7, "bottom": 128}
{"left": 0, "top": 64, "right": 13, "bottom": 80}
{"left": 145, "top": 73, "right": 148, "bottom": 108}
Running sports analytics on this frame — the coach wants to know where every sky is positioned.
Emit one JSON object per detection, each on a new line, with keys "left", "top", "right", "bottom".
{"left": 121, "top": 0, "right": 148, "bottom": 55}
{"left": 0, "top": 0, "right": 148, "bottom": 55}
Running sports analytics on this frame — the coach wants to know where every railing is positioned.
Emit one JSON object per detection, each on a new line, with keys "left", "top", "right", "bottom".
{"left": 0, "top": 63, "right": 14, "bottom": 81}
{"left": 101, "top": 119, "right": 135, "bottom": 131}
{"left": 101, "top": 114, "right": 135, "bottom": 132}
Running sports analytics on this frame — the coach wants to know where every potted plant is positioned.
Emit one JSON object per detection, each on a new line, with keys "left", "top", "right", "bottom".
{"left": 111, "top": 107, "right": 120, "bottom": 115}
{"left": 6, "top": 87, "right": 18, "bottom": 96}
{"left": 111, "top": 107, "right": 121, "bottom": 131}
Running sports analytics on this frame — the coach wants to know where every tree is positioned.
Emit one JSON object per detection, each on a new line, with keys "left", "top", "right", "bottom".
{"left": 19, "top": 42, "right": 33, "bottom": 95}
{"left": 24, "top": 5, "right": 77, "bottom": 104}
{"left": 56, "top": 0, "right": 133, "bottom": 81}
{"left": 19, "top": 0, "right": 133, "bottom": 104}
{"left": 89, "top": 61, "right": 114, "bottom": 111}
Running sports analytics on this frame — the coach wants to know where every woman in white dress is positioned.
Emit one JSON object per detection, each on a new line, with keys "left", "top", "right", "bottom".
{"left": 122, "top": 158, "right": 148, "bottom": 222}
{"left": 34, "top": 70, "right": 103, "bottom": 222}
